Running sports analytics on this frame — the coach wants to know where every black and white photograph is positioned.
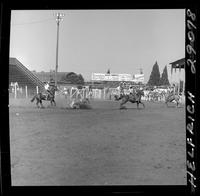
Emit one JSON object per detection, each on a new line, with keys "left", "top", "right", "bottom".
{"left": 8, "top": 9, "right": 186, "bottom": 186}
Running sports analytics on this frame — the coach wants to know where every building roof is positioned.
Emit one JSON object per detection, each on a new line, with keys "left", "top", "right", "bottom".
{"left": 169, "top": 58, "right": 185, "bottom": 69}
{"left": 32, "top": 71, "right": 69, "bottom": 83}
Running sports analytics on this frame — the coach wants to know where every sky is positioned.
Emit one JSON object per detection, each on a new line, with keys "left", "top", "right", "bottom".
{"left": 9, "top": 9, "right": 185, "bottom": 82}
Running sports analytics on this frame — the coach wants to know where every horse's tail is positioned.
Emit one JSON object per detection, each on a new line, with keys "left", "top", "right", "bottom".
{"left": 31, "top": 95, "right": 37, "bottom": 102}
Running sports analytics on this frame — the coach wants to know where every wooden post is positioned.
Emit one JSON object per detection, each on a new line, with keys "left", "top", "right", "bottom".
{"left": 100, "top": 90, "right": 101, "bottom": 99}
{"left": 36, "top": 86, "right": 39, "bottom": 94}
{"left": 95, "top": 89, "right": 97, "bottom": 99}
{"left": 178, "top": 80, "right": 180, "bottom": 95}
{"left": 70, "top": 88, "right": 73, "bottom": 99}
{"left": 25, "top": 86, "right": 28, "bottom": 98}
{"left": 76, "top": 89, "right": 79, "bottom": 100}
{"left": 183, "top": 81, "right": 185, "bottom": 104}
{"left": 83, "top": 88, "right": 86, "bottom": 99}
{"left": 14, "top": 83, "right": 17, "bottom": 99}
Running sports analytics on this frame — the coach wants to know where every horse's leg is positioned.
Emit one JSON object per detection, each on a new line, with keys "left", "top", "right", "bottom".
{"left": 51, "top": 98, "right": 56, "bottom": 106}
{"left": 140, "top": 101, "right": 145, "bottom": 108}
{"left": 40, "top": 100, "right": 44, "bottom": 108}
{"left": 120, "top": 102, "right": 124, "bottom": 109}
{"left": 120, "top": 99, "right": 127, "bottom": 109}
{"left": 36, "top": 99, "right": 40, "bottom": 108}
{"left": 176, "top": 100, "right": 179, "bottom": 108}
{"left": 137, "top": 101, "right": 139, "bottom": 109}
{"left": 39, "top": 100, "right": 42, "bottom": 108}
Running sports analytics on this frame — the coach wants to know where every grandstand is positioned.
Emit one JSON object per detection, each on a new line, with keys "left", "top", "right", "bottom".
{"left": 32, "top": 71, "right": 69, "bottom": 84}
{"left": 169, "top": 58, "right": 185, "bottom": 94}
{"left": 9, "top": 57, "right": 45, "bottom": 91}
{"left": 9, "top": 57, "right": 46, "bottom": 98}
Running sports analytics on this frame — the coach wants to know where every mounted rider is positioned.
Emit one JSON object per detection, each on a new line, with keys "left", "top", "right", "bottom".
{"left": 44, "top": 82, "right": 53, "bottom": 100}
{"left": 168, "top": 84, "right": 175, "bottom": 97}
{"left": 119, "top": 82, "right": 126, "bottom": 98}
{"left": 129, "top": 85, "right": 135, "bottom": 95}
{"left": 130, "top": 85, "right": 140, "bottom": 102}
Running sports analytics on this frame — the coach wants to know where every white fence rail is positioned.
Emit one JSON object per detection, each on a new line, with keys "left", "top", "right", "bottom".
{"left": 9, "top": 82, "right": 40, "bottom": 99}
{"left": 9, "top": 83, "right": 185, "bottom": 105}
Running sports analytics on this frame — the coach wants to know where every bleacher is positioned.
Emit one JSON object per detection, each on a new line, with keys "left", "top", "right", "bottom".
{"left": 9, "top": 57, "right": 45, "bottom": 91}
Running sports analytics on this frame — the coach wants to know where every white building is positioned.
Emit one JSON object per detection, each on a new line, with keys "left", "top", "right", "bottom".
{"left": 168, "top": 58, "right": 185, "bottom": 94}
{"left": 91, "top": 73, "right": 144, "bottom": 83}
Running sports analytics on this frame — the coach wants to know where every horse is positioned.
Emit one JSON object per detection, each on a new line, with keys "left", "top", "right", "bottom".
{"left": 31, "top": 86, "right": 57, "bottom": 108}
{"left": 165, "top": 93, "right": 181, "bottom": 107}
{"left": 114, "top": 89, "right": 145, "bottom": 109}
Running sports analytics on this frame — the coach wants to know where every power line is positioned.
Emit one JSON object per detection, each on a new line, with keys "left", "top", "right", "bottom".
{"left": 11, "top": 18, "right": 54, "bottom": 26}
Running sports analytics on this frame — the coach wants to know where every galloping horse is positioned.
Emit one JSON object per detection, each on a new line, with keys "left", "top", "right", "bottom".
{"left": 31, "top": 86, "right": 57, "bottom": 108}
{"left": 114, "top": 89, "right": 145, "bottom": 109}
{"left": 165, "top": 93, "right": 181, "bottom": 107}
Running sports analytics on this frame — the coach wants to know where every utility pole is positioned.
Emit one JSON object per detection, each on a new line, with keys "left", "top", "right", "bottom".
{"left": 55, "top": 13, "right": 64, "bottom": 87}
{"left": 139, "top": 68, "right": 143, "bottom": 74}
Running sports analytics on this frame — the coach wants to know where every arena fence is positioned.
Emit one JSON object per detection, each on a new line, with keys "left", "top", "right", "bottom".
{"left": 9, "top": 82, "right": 40, "bottom": 99}
{"left": 58, "top": 86, "right": 112, "bottom": 100}
{"left": 9, "top": 83, "right": 185, "bottom": 105}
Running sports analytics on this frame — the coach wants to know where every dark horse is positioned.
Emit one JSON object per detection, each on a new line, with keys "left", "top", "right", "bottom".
{"left": 114, "top": 90, "right": 145, "bottom": 109}
{"left": 165, "top": 93, "right": 181, "bottom": 107}
{"left": 31, "top": 86, "right": 57, "bottom": 108}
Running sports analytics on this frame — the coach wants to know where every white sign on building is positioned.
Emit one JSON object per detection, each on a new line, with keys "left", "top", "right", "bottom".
{"left": 92, "top": 73, "right": 132, "bottom": 81}
{"left": 91, "top": 73, "right": 144, "bottom": 83}
{"left": 132, "top": 74, "right": 144, "bottom": 83}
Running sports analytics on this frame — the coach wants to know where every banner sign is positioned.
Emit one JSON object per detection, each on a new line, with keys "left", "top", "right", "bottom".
{"left": 132, "top": 74, "right": 144, "bottom": 83}
{"left": 92, "top": 73, "right": 144, "bottom": 83}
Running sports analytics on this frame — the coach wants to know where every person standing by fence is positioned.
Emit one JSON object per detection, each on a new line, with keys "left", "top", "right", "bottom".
{"left": 44, "top": 82, "right": 51, "bottom": 99}
{"left": 119, "top": 82, "right": 125, "bottom": 98}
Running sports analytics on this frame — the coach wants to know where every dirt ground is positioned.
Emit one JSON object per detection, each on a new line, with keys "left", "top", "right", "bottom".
{"left": 9, "top": 97, "right": 186, "bottom": 186}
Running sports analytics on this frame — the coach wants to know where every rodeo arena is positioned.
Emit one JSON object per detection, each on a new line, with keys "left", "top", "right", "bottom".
{"left": 9, "top": 57, "right": 186, "bottom": 185}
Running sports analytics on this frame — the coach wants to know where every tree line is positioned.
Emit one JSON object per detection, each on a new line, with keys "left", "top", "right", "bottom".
{"left": 147, "top": 61, "right": 170, "bottom": 86}
{"left": 56, "top": 61, "right": 170, "bottom": 86}
{"left": 59, "top": 72, "right": 85, "bottom": 85}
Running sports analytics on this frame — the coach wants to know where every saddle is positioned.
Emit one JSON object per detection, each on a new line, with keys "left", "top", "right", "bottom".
{"left": 129, "top": 93, "right": 137, "bottom": 101}
{"left": 45, "top": 90, "right": 53, "bottom": 99}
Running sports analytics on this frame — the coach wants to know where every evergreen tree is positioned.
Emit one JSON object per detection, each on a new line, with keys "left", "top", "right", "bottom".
{"left": 77, "top": 74, "right": 85, "bottom": 84}
{"left": 160, "top": 66, "right": 170, "bottom": 86}
{"left": 147, "top": 61, "right": 161, "bottom": 86}
{"left": 61, "top": 72, "right": 85, "bottom": 84}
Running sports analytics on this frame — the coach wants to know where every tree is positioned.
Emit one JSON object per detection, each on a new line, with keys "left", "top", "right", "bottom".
{"left": 107, "top": 68, "right": 110, "bottom": 74}
{"left": 61, "top": 72, "right": 84, "bottom": 84}
{"left": 77, "top": 74, "right": 84, "bottom": 84}
{"left": 160, "top": 65, "right": 170, "bottom": 86}
{"left": 147, "top": 61, "right": 161, "bottom": 86}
